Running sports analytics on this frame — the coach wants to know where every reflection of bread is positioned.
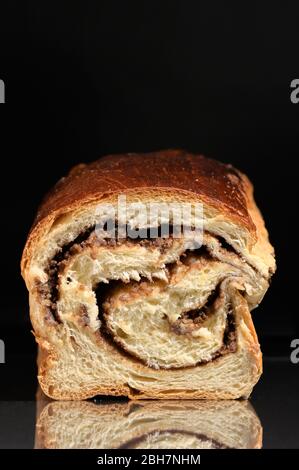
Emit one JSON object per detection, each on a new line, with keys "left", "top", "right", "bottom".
{"left": 35, "top": 400, "right": 262, "bottom": 449}
{"left": 21, "top": 151, "right": 275, "bottom": 399}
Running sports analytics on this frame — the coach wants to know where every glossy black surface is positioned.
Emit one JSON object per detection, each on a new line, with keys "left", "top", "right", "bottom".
{"left": 1, "top": 1, "right": 299, "bottom": 451}
{"left": 0, "top": 355, "right": 298, "bottom": 449}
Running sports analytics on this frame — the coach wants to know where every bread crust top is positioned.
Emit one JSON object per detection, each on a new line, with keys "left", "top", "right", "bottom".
{"left": 20, "top": 151, "right": 274, "bottom": 400}
{"left": 21, "top": 150, "right": 263, "bottom": 276}
{"left": 33, "top": 150, "right": 255, "bottom": 229}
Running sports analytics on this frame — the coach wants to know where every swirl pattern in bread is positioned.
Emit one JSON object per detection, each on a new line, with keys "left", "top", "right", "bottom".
{"left": 21, "top": 150, "right": 275, "bottom": 399}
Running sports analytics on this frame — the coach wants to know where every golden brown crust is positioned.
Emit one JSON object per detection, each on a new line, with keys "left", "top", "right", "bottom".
{"left": 21, "top": 150, "right": 257, "bottom": 275}
{"left": 21, "top": 150, "right": 274, "bottom": 401}
{"left": 34, "top": 150, "right": 254, "bottom": 228}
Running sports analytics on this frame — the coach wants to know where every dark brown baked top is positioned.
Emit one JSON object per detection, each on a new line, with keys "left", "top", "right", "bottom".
{"left": 33, "top": 150, "right": 253, "bottom": 231}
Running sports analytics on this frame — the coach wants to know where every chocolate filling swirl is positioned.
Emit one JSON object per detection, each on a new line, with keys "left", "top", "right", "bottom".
{"left": 38, "top": 225, "right": 238, "bottom": 370}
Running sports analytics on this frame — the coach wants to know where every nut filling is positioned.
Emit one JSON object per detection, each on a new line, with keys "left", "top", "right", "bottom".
{"left": 36, "top": 225, "right": 240, "bottom": 370}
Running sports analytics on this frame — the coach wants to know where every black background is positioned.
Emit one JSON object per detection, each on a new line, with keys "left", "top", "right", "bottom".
{"left": 0, "top": 1, "right": 299, "bottom": 449}
{"left": 0, "top": 2, "right": 298, "bottom": 381}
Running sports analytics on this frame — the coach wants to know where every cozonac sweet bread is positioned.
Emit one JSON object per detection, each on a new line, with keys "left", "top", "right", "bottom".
{"left": 21, "top": 150, "right": 275, "bottom": 399}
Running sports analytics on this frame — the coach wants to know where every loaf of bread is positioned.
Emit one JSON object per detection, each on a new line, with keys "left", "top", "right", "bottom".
{"left": 35, "top": 399, "right": 262, "bottom": 449}
{"left": 21, "top": 150, "right": 275, "bottom": 399}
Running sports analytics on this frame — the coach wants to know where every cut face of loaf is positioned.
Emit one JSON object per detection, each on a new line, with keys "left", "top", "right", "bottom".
{"left": 35, "top": 399, "right": 262, "bottom": 449}
{"left": 21, "top": 150, "right": 276, "bottom": 399}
